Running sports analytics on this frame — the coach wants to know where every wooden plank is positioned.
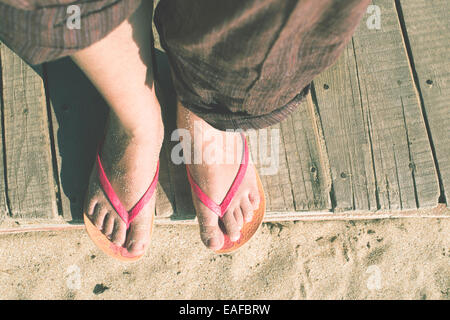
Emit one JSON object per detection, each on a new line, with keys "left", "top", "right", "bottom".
{"left": 313, "top": 46, "right": 377, "bottom": 211}
{"left": 313, "top": 0, "right": 439, "bottom": 211}
{"left": 149, "top": 52, "right": 176, "bottom": 219}
{"left": 352, "top": 0, "right": 439, "bottom": 208}
{"left": 0, "top": 44, "right": 58, "bottom": 218}
{"left": 154, "top": 50, "right": 193, "bottom": 219}
{"left": 0, "top": 42, "right": 9, "bottom": 222}
{"left": 45, "top": 57, "right": 175, "bottom": 221}
{"left": 398, "top": 0, "right": 450, "bottom": 205}
{"left": 280, "top": 94, "right": 331, "bottom": 211}
{"left": 250, "top": 122, "right": 296, "bottom": 212}
{"left": 251, "top": 94, "right": 331, "bottom": 212}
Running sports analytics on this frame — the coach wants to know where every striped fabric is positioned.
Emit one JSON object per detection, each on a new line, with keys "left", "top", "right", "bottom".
{"left": 0, "top": 0, "right": 142, "bottom": 65}
{"left": 0, "top": 0, "right": 370, "bottom": 130}
{"left": 155, "top": 0, "right": 371, "bottom": 130}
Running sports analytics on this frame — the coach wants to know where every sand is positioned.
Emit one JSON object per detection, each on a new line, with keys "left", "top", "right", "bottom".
{"left": 0, "top": 218, "right": 448, "bottom": 300}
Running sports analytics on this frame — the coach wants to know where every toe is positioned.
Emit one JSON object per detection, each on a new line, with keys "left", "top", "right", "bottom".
{"left": 111, "top": 220, "right": 127, "bottom": 247}
{"left": 93, "top": 206, "right": 107, "bottom": 229}
{"left": 199, "top": 225, "right": 224, "bottom": 250}
{"left": 234, "top": 208, "right": 244, "bottom": 230}
{"left": 85, "top": 200, "right": 98, "bottom": 216}
{"left": 125, "top": 221, "right": 151, "bottom": 255}
{"left": 102, "top": 213, "right": 115, "bottom": 238}
{"left": 249, "top": 190, "right": 260, "bottom": 211}
{"left": 197, "top": 209, "right": 224, "bottom": 250}
{"left": 241, "top": 197, "right": 254, "bottom": 223}
{"left": 222, "top": 210, "right": 241, "bottom": 242}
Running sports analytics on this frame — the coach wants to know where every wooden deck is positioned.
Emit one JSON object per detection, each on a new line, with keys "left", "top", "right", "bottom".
{"left": 0, "top": 0, "right": 448, "bottom": 228}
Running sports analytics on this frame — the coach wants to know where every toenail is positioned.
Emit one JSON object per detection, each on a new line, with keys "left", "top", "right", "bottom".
{"left": 128, "top": 243, "right": 143, "bottom": 253}
{"left": 206, "top": 238, "right": 220, "bottom": 249}
{"left": 231, "top": 234, "right": 240, "bottom": 242}
{"left": 127, "top": 240, "right": 137, "bottom": 251}
{"left": 246, "top": 212, "right": 253, "bottom": 222}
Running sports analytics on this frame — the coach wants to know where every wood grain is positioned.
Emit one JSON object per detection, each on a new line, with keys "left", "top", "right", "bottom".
{"left": 398, "top": 0, "right": 450, "bottom": 205}
{"left": 0, "top": 44, "right": 57, "bottom": 218}
{"left": 280, "top": 95, "right": 331, "bottom": 211}
{"left": 0, "top": 42, "right": 9, "bottom": 222}
{"left": 313, "top": 0, "right": 439, "bottom": 210}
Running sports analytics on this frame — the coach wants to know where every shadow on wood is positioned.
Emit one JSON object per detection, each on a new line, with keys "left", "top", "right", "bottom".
{"left": 44, "top": 58, "right": 108, "bottom": 221}
{"left": 154, "top": 49, "right": 195, "bottom": 220}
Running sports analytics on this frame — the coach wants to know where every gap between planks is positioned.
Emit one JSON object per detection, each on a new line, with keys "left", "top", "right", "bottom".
{"left": 0, "top": 205, "right": 448, "bottom": 235}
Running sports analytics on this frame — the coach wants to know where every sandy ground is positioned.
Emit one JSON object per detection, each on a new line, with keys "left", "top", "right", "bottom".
{"left": 0, "top": 218, "right": 449, "bottom": 300}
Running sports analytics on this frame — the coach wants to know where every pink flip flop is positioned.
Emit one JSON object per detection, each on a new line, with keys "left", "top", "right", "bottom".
{"left": 84, "top": 148, "right": 160, "bottom": 262}
{"left": 186, "top": 133, "right": 266, "bottom": 253}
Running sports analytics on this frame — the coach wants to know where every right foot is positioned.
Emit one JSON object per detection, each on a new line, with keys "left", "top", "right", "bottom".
{"left": 72, "top": 1, "right": 163, "bottom": 258}
{"left": 84, "top": 110, "right": 163, "bottom": 256}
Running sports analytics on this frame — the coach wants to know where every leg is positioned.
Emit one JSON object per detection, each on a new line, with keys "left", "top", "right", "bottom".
{"left": 73, "top": 1, "right": 163, "bottom": 255}
{"left": 156, "top": 0, "right": 370, "bottom": 249}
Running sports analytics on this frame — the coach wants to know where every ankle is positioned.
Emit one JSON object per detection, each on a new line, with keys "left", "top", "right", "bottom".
{"left": 107, "top": 112, "right": 164, "bottom": 148}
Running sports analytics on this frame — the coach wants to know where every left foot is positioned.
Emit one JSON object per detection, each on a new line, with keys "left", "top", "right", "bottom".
{"left": 177, "top": 102, "right": 260, "bottom": 250}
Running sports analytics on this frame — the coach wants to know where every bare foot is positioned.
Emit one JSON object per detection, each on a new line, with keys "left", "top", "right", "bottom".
{"left": 177, "top": 102, "right": 260, "bottom": 250}
{"left": 84, "top": 110, "right": 163, "bottom": 256}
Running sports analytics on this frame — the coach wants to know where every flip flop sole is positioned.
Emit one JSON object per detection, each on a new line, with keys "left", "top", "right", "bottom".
{"left": 215, "top": 172, "right": 266, "bottom": 254}
{"left": 83, "top": 213, "right": 153, "bottom": 262}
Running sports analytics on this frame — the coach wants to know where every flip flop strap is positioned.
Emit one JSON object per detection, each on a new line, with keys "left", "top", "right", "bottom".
{"left": 96, "top": 152, "right": 159, "bottom": 229}
{"left": 186, "top": 133, "right": 249, "bottom": 218}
